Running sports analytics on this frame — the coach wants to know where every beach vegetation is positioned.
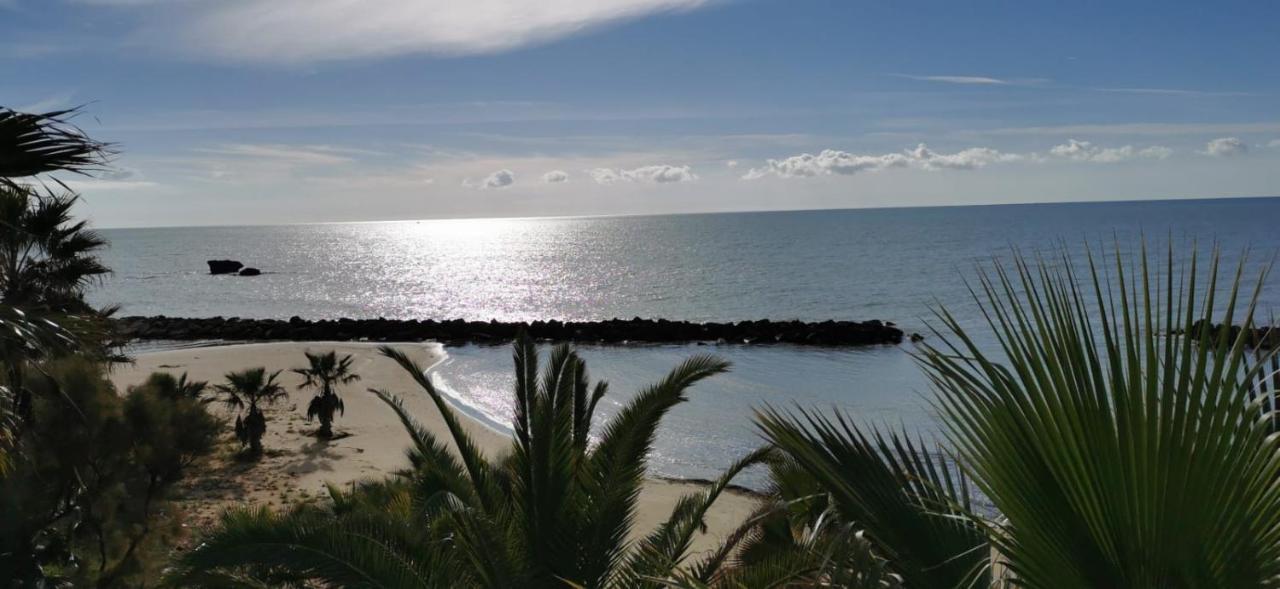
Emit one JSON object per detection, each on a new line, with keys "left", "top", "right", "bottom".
{"left": 168, "top": 336, "right": 771, "bottom": 587}
{"left": 216, "top": 367, "right": 287, "bottom": 457}
{"left": 0, "top": 359, "right": 219, "bottom": 586}
{"left": 294, "top": 350, "right": 360, "bottom": 439}
{"left": 140, "top": 370, "right": 212, "bottom": 403}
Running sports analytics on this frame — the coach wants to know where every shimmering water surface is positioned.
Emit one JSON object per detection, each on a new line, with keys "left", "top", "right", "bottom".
{"left": 97, "top": 198, "right": 1280, "bottom": 485}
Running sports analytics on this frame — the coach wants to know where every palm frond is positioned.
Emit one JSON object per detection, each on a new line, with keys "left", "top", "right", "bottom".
{"left": 577, "top": 354, "right": 731, "bottom": 585}
{"left": 618, "top": 446, "right": 774, "bottom": 588}
{"left": 918, "top": 243, "right": 1280, "bottom": 587}
{"left": 0, "top": 107, "right": 113, "bottom": 183}
{"left": 368, "top": 388, "right": 480, "bottom": 508}
{"left": 756, "top": 406, "right": 987, "bottom": 588}
{"left": 169, "top": 506, "right": 454, "bottom": 588}
{"left": 378, "top": 346, "right": 497, "bottom": 510}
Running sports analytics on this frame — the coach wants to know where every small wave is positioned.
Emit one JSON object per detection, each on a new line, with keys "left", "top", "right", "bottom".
{"left": 422, "top": 348, "right": 515, "bottom": 437}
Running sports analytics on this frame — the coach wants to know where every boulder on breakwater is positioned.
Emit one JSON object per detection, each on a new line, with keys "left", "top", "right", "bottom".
{"left": 113, "top": 315, "right": 912, "bottom": 347}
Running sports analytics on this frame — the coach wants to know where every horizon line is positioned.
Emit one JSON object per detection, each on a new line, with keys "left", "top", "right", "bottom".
{"left": 94, "top": 193, "right": 1280, "bottom": 231}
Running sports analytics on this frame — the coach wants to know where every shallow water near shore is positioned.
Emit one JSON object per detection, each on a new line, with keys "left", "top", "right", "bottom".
{"left": 102, "top": 198, "right": 1280, "bottom": 486}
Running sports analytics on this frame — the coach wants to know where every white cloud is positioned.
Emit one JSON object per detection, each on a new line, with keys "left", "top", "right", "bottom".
{"left": 467, "top": 169, "right": 515, "bottom": 189}
{"left": 589, "top": 164, "right": 697, "bottom": 184}
{"left": 120, "top": 0, "right": 711, "bottom": 64}
{"left": 542, "top": 170, "right": 569, "bottom": 183}
{"left": 904, "top": 144, "right": 1023, "bottom": 170}
{"left": 725, "top": 160, "right": 739, "bottom": 168}
{"left": 1204, "top": 137, "right": 1247, "bottom": 157}
{"left": 742, "top": 144, "right": 1020, "bottom": 179}
{"left": 1048, "top": 139, "right": 1172, "bottom": 163}
{"left": 1269, "top": 139, "right": 1280, "bottom": 148}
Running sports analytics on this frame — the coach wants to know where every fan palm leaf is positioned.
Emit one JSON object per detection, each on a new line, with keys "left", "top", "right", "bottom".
{"left": 0, "top": 107, "right": 112, "bottom": 184}
{"left": 918, "top": 243, "right": 1280, "bottom": 587}
{"left": 753, "top": 407, "right": 987, "bottom": 588}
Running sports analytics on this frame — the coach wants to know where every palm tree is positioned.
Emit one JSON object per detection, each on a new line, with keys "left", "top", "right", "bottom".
{"left": 140, "top": 371, "right": 211, "bottom": 402}
{"left": 0, "top": 105, "right": 113, "bottom": 432}
{"left": 739, "top": 245, "right": 1280, "bottom": 587}
{"left": 293, "top": 350, "right": 360, "bottom": 439}
{"left": 216, "top": 368, "right": 287, "bottom": 457}
{"left": 169, "top": 337, "right": 767, "bottom": 587}
{"left": 0, "top": 183, "right": 109, "bottom": 312}
{"left": 0, "top": 107, "right": 111, "bottom": 186}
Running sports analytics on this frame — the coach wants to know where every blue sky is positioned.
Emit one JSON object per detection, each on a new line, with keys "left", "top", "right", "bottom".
{"left": 3, "top": 0, "right": 1278, "bottom": 227}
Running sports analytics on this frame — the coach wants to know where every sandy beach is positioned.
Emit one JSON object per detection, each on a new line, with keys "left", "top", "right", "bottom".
{"left": 109, "top": 341, "right": 759, "bottom": 553}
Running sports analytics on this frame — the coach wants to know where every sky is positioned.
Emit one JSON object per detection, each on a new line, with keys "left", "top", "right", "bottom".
{"left": 2, "top": 0, "right": 1278, "bottom": 228}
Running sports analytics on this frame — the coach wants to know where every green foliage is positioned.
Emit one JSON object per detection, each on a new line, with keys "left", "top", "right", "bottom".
{"left": 0, "top": 183, "right": 109, "bottom": 313}
{"left": 1, "top": 182, "right": 115, "bottom": 430}
{"left": 917, "top": 245, "right": 1280, "bottom": 587}
{"left": 0, "top": 107, "right": 112, "bottom": 185}
{"left": 216, "top": 367, "right": 286, "bottom": 456}
{"left": 751, "top": 410, "right": 986, "bottom": 588}
{"left": 140, "top": 370, "right": 211, "bottom": 402}
{"left": 0, "top": 360, "right": 219, "bottom": 587}
{"left": 700, "top": 244, "right": 1279, "bottom": 588}
{"left": 171, "top": 336, "right": 763, "bottom": 588}
{"left": 294, "top": 350, "right": 360, "bottom": 439}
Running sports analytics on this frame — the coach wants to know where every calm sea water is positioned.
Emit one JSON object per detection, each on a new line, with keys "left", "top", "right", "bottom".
{"left": 96, "top": 198, "right": 1280, "bottom": 486}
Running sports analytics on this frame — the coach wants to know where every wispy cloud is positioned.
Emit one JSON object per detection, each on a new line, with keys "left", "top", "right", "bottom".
{"left": 194, "top": 144, "right": 375, "bottom": 165}
{"left": 1203, "top": 137, "right": 1248, "bottom": 157}
{"left": 984, "top": 122, "right": 1280, "bottom": 137}
{"left": 893, "top": 74, "right": 1047, "bottom": 86}
{"left": 1094, "top": 87, "right": 1255, "bottom": 97}
{"left": 113, "top": 0, "right": 713, "bottom": 64}
{"left": 15, "top": 91, "right": 76, "bottom": 113}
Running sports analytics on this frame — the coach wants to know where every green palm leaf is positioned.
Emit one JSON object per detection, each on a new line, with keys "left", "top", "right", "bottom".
{"left": 0, "top": 107, "right": 112, "bottom": 184}
{"left": 919, "top": 244, "right": 1280, "bottom": 587}
{"left": 755, "top": 407, "right": 987, "bottom": 588}
{"left": 168, "top": 506, "right": 456, "bottom": 588}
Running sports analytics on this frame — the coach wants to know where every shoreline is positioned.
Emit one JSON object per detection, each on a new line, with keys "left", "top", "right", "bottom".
{"left": 109, "top": 341, "right": 762, "bottom": 553}
{"left": 114, "top": 315, "right": 911, "bottom": 346}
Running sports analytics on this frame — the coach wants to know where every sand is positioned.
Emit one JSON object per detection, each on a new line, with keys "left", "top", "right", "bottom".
{"left": 109, "top": 341, "right": 760, "bottom": 554}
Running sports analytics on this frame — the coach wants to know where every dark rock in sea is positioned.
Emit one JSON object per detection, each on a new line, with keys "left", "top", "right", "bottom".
{"left": 207, "top": 260, "right": 244, "bottom": 275}
{"left": 238, "top": 267, "right": 262, "bottom": 276}
{"left": 113, "top": 315, "right": 907, "bottom": 347}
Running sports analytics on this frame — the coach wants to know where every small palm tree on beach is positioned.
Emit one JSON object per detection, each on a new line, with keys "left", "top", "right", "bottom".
{"left": 140, "top": 371, "right": 210, "bottom": 402}
{"left": 293, "top": 350, "right": 360, "bottom": 439}
{"left": 216, "top": 367, "right": 286, "bottom": 457}
{"left": 170, "top": 337, "right": 767, "bottom": 587}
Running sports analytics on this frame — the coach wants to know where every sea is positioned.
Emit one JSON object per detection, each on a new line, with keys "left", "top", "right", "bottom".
{"left": 93, "top": 197, "right": 1280, "bottom": 487}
